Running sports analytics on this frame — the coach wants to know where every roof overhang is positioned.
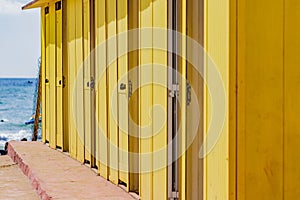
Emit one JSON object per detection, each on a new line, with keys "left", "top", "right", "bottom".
{"left": 22, "top": 0, "right": 52, "bottom": 10}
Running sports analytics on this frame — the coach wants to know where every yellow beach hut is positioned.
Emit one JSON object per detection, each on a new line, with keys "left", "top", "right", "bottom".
{"left": 23, "top": 0, "right": 300, "bottom": 199}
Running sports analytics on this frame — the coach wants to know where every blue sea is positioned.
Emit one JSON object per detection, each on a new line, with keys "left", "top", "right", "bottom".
{"left": 0, "top": 78, "right": 40, "bottom": 149}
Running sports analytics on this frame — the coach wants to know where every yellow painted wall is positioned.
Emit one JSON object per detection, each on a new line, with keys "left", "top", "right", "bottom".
{"left": 237, "top": 0, "right": 284, "bottom": 198}
{"left": 236, "top": 0, "right": 300, "bottom": 199}
{"left": 284, "top": 0, "right": 300, "bottom": 198}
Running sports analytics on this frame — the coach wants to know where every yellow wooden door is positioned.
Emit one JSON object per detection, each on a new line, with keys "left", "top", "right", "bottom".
{"left": 55, "top": 1, "right": 63, "bottom": 148}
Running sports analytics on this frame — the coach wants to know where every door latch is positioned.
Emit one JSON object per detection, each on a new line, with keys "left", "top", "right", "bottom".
{"left": 186, "top": 81, "right": 191, "bottom": 106}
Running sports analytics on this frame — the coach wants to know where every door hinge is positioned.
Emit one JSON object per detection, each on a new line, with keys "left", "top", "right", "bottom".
{"left": 90, "top": 77, "right": 95, "bottom": 90}
{"left": 62, "top": 76, "right": 66, "bottom": 88}
{"left": 169, "top": 191, "right": 179, "bottom": 199}
{"left": 128, "top": 80, "right": 133, "bottom": 98}
{"left": 169, "top": 84, "right": 179, "bottom": 98}
{"left": 186, "top": 81, "right": 191, "bottom": 106}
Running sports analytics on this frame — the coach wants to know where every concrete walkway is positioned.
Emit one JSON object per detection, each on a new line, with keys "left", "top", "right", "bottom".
{"left": 0, "top": 155, "right": 39, "bottom": 200}
{"left": 7, "top": 141, "right": 135, "bottom": 200}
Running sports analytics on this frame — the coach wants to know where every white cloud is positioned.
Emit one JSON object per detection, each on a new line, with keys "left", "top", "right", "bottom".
{"left": 0, "top": 0, "right": 23, "bottom": 15}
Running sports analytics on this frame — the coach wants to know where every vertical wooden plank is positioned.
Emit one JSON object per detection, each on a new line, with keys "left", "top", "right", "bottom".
{"left": 117, "top": 0, "right": 129, "bottom": 189}
{"left": 205, "top": 0, "right": 229, "bottom": 198}
{"left": 49, "top": 3, "right": 57, "bottom": 149}
{"left": 95, "top": 0, "right": 108, "bottom": 179}
{"left": 83, "top": 0, "right": 92, "bottom": 164}
{"left": 203, "top": 0, "right": 208, "bottom": 199}
{"left": 67, "top": 0, "right": 77, "bottom": 159}
{"left": 41, "top": 7, "right": 46, "bottom": 143}
{"left": 106, "top": 0, "right": 119, "bottom": 184}
{"left": 62, "top": 0, "right": 70, "bottom": 152}
{"left": 139, "top": 0, "right": 153, "bottom": 199}
{"left": 75, "top": 0, "right": 85, "bottom": 163}
{"left": 90, "top": 0, "right": 96, "bottom": 168}
{"left": 284, "top": 0, "right": 300, "bottom": 198}
{"left": 128, "top": 0, "right": 140, "bottom": 193}
{"left": 56, "top": 3, "right": 63, "bottom": 148}
{"left": 186, "top": 0, "right": 204, "bottom": 199}
{"left": 237, "top": 0, "right": 284, "bottom": 199}
{"left": 229, "top": 0, "right": 237, "bottom": 198}
{"left": 152, "top": 0, "right": 167, "bottom": 199}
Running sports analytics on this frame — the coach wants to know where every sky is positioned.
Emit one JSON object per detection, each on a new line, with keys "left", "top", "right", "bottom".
{"left": 0, "top": 0, "right": 40, "bottom": 78}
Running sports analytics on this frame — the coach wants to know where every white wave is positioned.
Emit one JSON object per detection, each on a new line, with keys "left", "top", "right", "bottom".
{"left": 0, "top": 130, "right": 33, "bottom": 150}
